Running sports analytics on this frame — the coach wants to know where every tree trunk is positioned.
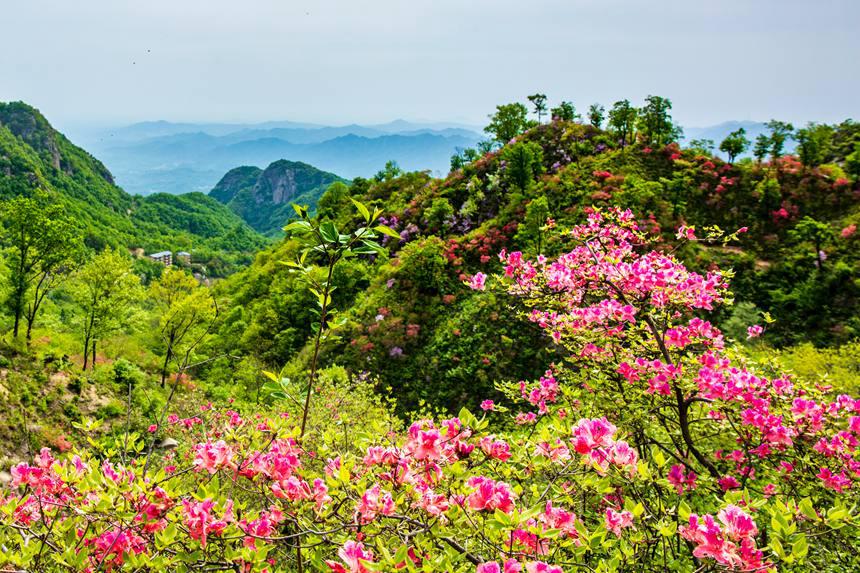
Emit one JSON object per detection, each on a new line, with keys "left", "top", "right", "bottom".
{"left": 91, "top": 340, "right": 97, "bottom": 370}
{"left": 160, "top": 345, "right": 172, "bottom": 388}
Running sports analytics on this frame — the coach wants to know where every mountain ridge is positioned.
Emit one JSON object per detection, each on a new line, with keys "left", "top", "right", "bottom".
{"left": 0, "top": 101, "right": 267, "bottom": 272}
{"left": 209, "top": 160, "right": 346, "bottom": 234}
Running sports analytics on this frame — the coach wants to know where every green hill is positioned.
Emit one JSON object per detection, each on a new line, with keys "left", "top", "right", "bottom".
{"left": 205, "top": 116, "right": 860, "bottom": 413}
{"left": 0, "top": 101, "right": 267, "bottom": 273}
{"left": 209, "top": 160, "right": 346, "bottom": 234}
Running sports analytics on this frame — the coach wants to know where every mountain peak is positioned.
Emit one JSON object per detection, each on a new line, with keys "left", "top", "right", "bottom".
{"left": 209, "top": 159, "right": 345, "bottom": 234}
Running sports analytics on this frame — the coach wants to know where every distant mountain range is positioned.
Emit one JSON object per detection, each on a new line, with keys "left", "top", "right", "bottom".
{"left": 75, "top": 119, "right": 483, "bottom": 196}
{"left": 0, "top": 101, "right": 266, "bottom": 268}
{"left": 63, "top": 117, "right": 800, "bottom": 196}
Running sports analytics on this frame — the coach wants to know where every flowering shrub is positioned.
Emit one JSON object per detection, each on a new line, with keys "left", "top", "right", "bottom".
{"left": 2, "top": 208, "right": 858, "bottom": 572}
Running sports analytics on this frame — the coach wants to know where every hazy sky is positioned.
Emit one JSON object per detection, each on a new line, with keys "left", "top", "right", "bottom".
{"left": 1, "top": 0, "right": 857, "bottom": 130}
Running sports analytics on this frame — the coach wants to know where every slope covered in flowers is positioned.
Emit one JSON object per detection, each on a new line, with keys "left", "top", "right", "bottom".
{"left": 205, "top": 119, "right": 860, "bottom": 414}
{"left": 3, "top": 210, "right": 859, "bottom": 572}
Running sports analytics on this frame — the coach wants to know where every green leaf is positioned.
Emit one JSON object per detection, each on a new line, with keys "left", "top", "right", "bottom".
{"left": 351, "top": 198, "right": 371, "bottom": 221}
{"left": 320, "top": 221, "right": 340, "bottom": 243}
{"left": 283, "top": 220, "right": 311, "bottom": 234}
{"left": 798, "top": 498, "right": 818, "bottom": 522}
{"left": 458, "top": 406, "right": 477, "bottom": 427}
{"left": 678, "top": 500, "right": 691, "bottom": 520}
{"left": 291, "top": 203, "right": 308, "bottom": 218}
{"left": 771, "top": 538, "right": 786, "bottom": 559}
{"left": 792, "top": 535, "right": 808, "bottom": 560}
{"left": 374, "top": 224, "right": 401, "bottom": 239}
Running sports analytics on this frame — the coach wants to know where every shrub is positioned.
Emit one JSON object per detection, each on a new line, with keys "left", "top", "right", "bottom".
{"left": 1, "top": 209, "right": 858, "bottom": 572}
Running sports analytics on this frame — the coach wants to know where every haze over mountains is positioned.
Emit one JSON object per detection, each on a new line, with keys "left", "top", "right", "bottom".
{"left": 74, "top": 119, "right": 483, "bottom": 196}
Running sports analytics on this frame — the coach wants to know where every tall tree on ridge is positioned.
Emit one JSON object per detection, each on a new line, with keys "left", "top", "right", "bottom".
{"left": 608, "top": 99, "right": 638, "bottom": 148}
{"left": 719, "top": 127, "right": 750, "bottom": 164}
{"left": 528, "top": 93, "right": 548, "bottom": 124}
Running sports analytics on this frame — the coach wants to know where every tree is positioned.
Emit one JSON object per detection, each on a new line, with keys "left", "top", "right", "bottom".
{"left": 790, "top": 216, "right": 833, "bottom": 270}
{"left": 719, "top": 127, "right": 750, "bottom": 163}
{"left": 846, "top": 142, "right": 860, "bottom": 181}
{"left": 499, "top": 141, "right": 544, "bottom": 191}
{"left": 150, "top": 268, "right": 218, "bottom": 387}
{"left": 687, "top": 138, "right": 715, "bottom": 154}
{"left": 316, "top": 181, "right": 351, "bottom": 220}
{"left": 756, "top": 176, "right": 782, "bottom": 216}
{"left": 484, "top": 103, "right": 532, "bottom": 144}
{"left": 587, "top": 103, "right": 605, "bottom": 128}
{"left": 70, "top": 249, "right": 143, "bottom": 370}
{"left": 515, "top": 195, "right": 550, "bottom": 254}
{"left": 476, "top": 140, "right": 496, "bottom": 155}
{"left": 550, "top": 101, "right": 577, "bottom": 122}
{"left": 283, "top": 201, "right": 394, "bottom": 437}
{"left": 638, "top": 95, "right": 681, "bottom": 146}
{"left": 527, "top": 94, "right": 548, "bottom": 124}
{"left": 795, "top": 123, "right": 834, "bottom": 167}
{"left": 765, "top": 120, "right": 795, "bottom": 159}
{"left": 753, "top": 133, "right": 771, "bottom": 163}
{"left": 1, "top": 193, "right": 83, "bottom": 343}
{"left": 449, "top": 147, "right": 481, "bottom": 173}
{"left": 607, "top": 99, "right": 638, "bottom": 148}
{"left": 373, "top": 160, "right": 402, "bottom": 182}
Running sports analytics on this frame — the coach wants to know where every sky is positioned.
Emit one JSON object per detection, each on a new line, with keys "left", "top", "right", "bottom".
{"left": 1, "top": 0, "right": 858, "bottom": 131}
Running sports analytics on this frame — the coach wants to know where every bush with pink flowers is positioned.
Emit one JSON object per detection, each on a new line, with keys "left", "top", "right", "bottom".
{"left": 2, "top": 208, "right": 858, "bottom": 572}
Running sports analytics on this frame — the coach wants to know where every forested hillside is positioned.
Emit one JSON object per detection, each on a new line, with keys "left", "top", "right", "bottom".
{"left": 205, "top": 100, "right": 860, "bottom": 413}
{"left": 209, "top": 160, "right": 347, "bottom": 234}
{"left": 0, "top": 101, "right": 267, "bottom": 272}
{"left": 2, "top": 96, "right": 860, "bottom": 573}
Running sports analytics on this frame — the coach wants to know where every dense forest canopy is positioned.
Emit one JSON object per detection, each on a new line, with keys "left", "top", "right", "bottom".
{"left": 1, "top": 95, "right": 860, "bottom": 572}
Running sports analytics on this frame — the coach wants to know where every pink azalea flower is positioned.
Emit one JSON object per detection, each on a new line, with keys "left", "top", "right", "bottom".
{"left": 326, "top": 540, "right": 375, "bottom": 573}
{"left": 469, "top": 272, "right": 487, "bottom": 291}
{"left": 746, "top": 325, "right": 763, "bottom": 339}
{"left": 466, "top": 476, "right": 516, "bottom": 514}
{"left": 604, "top": 508, "right": 634, "bottom": 536}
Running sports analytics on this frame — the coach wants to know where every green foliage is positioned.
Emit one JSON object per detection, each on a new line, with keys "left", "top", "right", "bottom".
{"left": 374, "top": 160, "right": 403, "bottom": 183}
{"left": 765, "top": 119, "right": 795, "bottom": 159}
{"left": 1, "top": 191, "right": 84, "bottom": 342}
{"left": 719, "top": 127, "right": 750, "bottom": 163}
{"left": 687, "top": 138, "right": 715, "bottom": 154}
{"left": 0, "top": 102, "right": 268, "bottom": 275}
{"left": 150, "top": 268, "right": 217, "bottom": 385}
{"left": 770, "top": 340, "right": 860, "bottom": 395}
{"left": 550, "top": 101, "right": 577, "bottom": 122}
{"left": 587, "top": 103, "right": 604, "bottom": 128}
{"left": 638, "top": 94, "right": 681, "bottom": 146}
{"left": 515, "top": 195, "right": 550, "bottom": 254}
{"left": 753, "top": 133, "right": 771, "bottom": 162}
{"left": 485, "top": 103, "right": 533, "bottom": 144}
{"left": 499, "top": 141, "right": 544, "bottom": 191}
{"left": 607, "top": 99, "right": 638, "bottom": 147}
{"left": 210, "top": 160, "right": 347, "bottom": 235}
{"left": 527, "top": 93, "right": 549, "bottom": 123}
{"left": 282, "top": 199, "right": 392, "bottom": 435}
{"left": 796, "top": 123, "right": 835, "bottom": 167}
{"left": 67, "top": 248, "right": 143, "bottom": 370}
{"left": 847, "top": 142, "right": 860, "bottom": 181}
